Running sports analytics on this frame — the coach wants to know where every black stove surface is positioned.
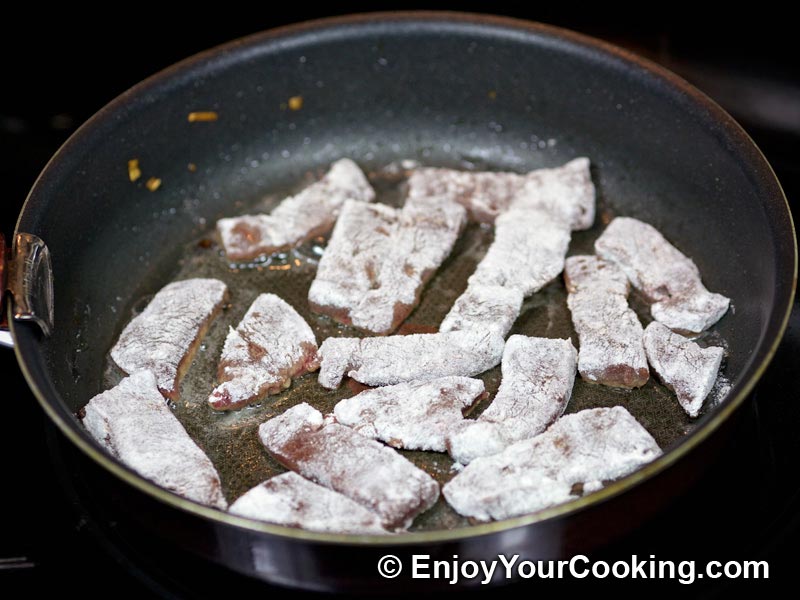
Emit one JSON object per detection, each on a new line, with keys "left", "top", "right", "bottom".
{"left": 2, "top": 8, "right": 797, "bottom": 597}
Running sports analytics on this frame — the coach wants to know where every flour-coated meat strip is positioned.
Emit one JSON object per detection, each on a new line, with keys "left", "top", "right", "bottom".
{"left": 217, "top": 158, "right": 375, "bottom": 261}
{"left": 439, "top": 285, "right": 524, "bottom": 339}
{"left": 407, "top": 157, "right": 594, "bottom": 228}
{"left": 643, "top": 321, "right": 724, "bottom": 418}
{"left": 208, "top": 294, "right": 319, "bottom": 411}
{"left": 594, "top": 217, "right": 730, "bottom": 333}
{"left": 407, "top": 168, "right": 526, "bottom": 223}
{"left": 440, "top": 208, "right": 570, "bottom": 339}
{"left": 564, "top": 255, "right": 649, "bottom": 388}
{"left": 446, "top": 336, "right": 577, "bottom": 464}
{"left": 317, "top": 329, "right": 505, "bottom": 389}
{"left": 308, "top": 200, "right": 395, "bottom": 327}
{"left": 308, "top": 198, "right": 466, "bottom": 334}
{"left": 443, "top": 406, "right": 661, "bottom": 521}
{"left": 110, "top": 278, "right": 228, "bottom": 399}
{"left": 229, "top": 472, "right": 390, "bottom": 535}
{"left": 436, "top": 160, "right": 595, "bottom": 338}
{"left": 333, "top": 376, "right": 486, "bottom": 452}
{"left": 81, "top": 371, "right": 227, "bottom": 509}
{"left": 258, "top": 403, "right": 439, "bottom": 530}
{"left": 510, "top": 157, "right": 595, "bottom": 230}
{"left": 470, "top": 207, "right": 572, "bottom": 296}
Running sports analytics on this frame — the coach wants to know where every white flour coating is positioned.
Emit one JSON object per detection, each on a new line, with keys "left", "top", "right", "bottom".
{"left": 110, "top": 278, "right": 228, "bottom": 398}
{"left": 564, "top": 255, "right": 649, "bottom": 388}
{"left": 333, "top": 377, "right": 486, "bottom": 452}
{"left": 406, "top": 157, "right": 594, "bottom": 228}
{"left": 229, "top": 472, "right": 390, "bottom": 535}
{"left": 217, "top": 158, "right": 375, "bottom": 261}
{"left": 439, "top": 285, "right": 524, "bottom": 339}
{"left": 512, "top": 157, "right": 595, "bottom": 230}
{"left": 81, "top": 371, "right": 227, "bottom": 509}
{"left": 443, "top": 406, "right": 662, "bottom": 521}
{"left": 594, "top": 217, "right": 730, "bottom": 333}
{"left": 469, "top": 208, "right": 572, "bottom": 297}
{"left": 407, "top": 168, "right": 527, "bottom": 223}
{"left": 208, "top": 294, "right": 319, "bottom": 411}
{"left": 258, "top": 403, "right": 439, "bottom": 530}
{"left": 308, "top": 198, "right": 466, "bottom": 334}
{"left": 317, "top": 329, "right": 506, "bottom": 389}
{"left": 651, "top": 293, "right": 730, "bottom": 335}
{"left": 421, "top": 160, "right": 594, "bottom": 338}
{"left": 446, "top": 336, "right": 577, "bottom": 464}
{"left": 643, "top": 322, "right": 724, "bottom": 418}
{"left": 309, "top": 201, "right": 396, "bottom": 321}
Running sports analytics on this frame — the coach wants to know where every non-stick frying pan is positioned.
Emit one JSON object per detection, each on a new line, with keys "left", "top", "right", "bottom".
{"left": 2, "top": 12, "right": 795, "bottom": 592}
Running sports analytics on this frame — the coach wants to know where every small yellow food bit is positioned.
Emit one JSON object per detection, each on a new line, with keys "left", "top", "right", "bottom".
{"left": 288, "top": 96, "right": 303, "bottom": 111}
{"left": 145, "top": 177, "right": 162, "bottom": 192}
{"left": 188, "top": 163, "right": 197, "bottom": 172}
{"left": 488, "top": 90, "right": 497, "bottom": 100}
{"left": 268, "top": 264, "right": 292, "bottom": 271}
{"left": 128, "top": 159, "right": 141, "bottom": 182}
{"left": 187, "top": 111, "right": 219, "bottom": 122}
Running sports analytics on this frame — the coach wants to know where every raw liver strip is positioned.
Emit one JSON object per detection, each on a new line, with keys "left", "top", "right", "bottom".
{"left": 208, "top": 293, "right": 319, "bottom": 411}
{"left": 446, "top": 336, "right": 577, "bottom": 465}
{"left": 81, "top": 371, "right": 227, "bottom": 509}
{"left": 440, "top": 158, "right": 595, "bottom": 339}
{"left": 333, "top": 376, "right": 486, "bottom": 452}
{"left": 110, "top": 278, "right": 228, "bottom": 399}
{"left": 564, "top": 255, "right": 649, "bottom": 388}
{"left": 441, "top": 208, "right": 571, "bottom": 338}
{"left": 594, "top": 217, "right": 730, "bottom": 333}
{"left": 229, "top": 472, "right": 389, "bottom": 535}
{"left": 258, "top": 403, "right": 439, "bottom": 530}
{"left": 317, "top": 329, "right": 505, "bottom": 389}
{"left": 439, "top": 285, "right": 524, "bottom": 340}
{"left": 217, "top": 158, "right": 375, "bottom": 261}
{"left": 407, "top": 157, "right": 594, "bottom": 227}
{"left": 443, "top": 406, "right": 661, "bottom": 521}
{"left": 643, "top": 321, "right": 724, "bottom": 418}
{"left": 308, "top": 198, "right": 466, "bottom": 334}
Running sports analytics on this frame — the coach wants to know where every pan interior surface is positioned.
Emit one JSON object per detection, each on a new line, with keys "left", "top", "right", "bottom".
{"left": 14, "top": 14, "right": 795, "bottom": 540}
{"left": 118, "top": 163, "right": 729, "bottom": 532}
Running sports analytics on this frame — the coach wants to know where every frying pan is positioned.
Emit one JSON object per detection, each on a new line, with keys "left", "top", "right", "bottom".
{"left": 2, "top": 12, "right": 795, "bottom": 592}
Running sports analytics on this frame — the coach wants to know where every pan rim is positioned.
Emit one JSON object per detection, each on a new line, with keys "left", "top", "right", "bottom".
{"left": 12, "top": 10, "right": 797, "bottom": 546}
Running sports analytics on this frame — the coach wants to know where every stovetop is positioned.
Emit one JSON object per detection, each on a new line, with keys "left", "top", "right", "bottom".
{"left": 1, "top": 10, "right": 797, "bottom": 597}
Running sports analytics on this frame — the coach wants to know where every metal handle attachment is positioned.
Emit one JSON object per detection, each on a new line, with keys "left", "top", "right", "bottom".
{"left": 0, "top": 232, "right": 54, "bottom": 348}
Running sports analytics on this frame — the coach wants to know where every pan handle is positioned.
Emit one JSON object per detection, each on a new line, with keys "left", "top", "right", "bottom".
{"left": 0, "top": 232, "right": 54, "bottom": 348}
